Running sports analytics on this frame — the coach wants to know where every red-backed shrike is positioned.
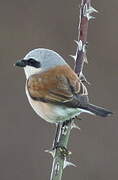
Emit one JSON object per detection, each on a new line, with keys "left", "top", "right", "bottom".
{"left": 15, "top": 48, "right": 112, "bottom": 123}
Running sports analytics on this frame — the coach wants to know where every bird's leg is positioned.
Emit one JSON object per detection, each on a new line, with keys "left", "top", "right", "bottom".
{"left": 47, "top": 118, "right": 80, "bottom": 157}
{"left": 63, "top": 119, "right": 72, "bottom": 126}
{"left": 45, "top": 123, "right": 61, "bottom": 157}
{"left": 56, "top": 145, "right": 72, "bottom": 158}
{"left": 55, "top": 119, "right": 72, "bottom": 158}
{"left": 52, "top": 119, "right": 75, "bottom": 158}
{"left": 52, "top": 120, "right": 71, "bottom": 150}
{"left": 75, "top": 116, "right": 82, "bottom": 121}
{"left": 52, "top": 122, "right": 62, "bottom": 150}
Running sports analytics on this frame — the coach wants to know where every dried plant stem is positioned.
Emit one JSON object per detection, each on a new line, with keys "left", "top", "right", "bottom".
{"left": 49, "top": 0, "right": 97, "bottom": 179}
{"left": 50, "top": 120, "right": 73, "bottom": 180}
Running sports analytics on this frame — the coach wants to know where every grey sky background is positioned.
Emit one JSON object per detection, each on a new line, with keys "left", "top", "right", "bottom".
{"left": 0, "top": 0, "right": 118, "bottom": 179}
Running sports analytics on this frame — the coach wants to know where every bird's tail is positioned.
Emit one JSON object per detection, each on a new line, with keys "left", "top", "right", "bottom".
{"left": 84, "top": 103, "right": 113, "bottom": 117}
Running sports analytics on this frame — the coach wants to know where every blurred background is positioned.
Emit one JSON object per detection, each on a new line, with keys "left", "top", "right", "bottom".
{"left": 0, "top": 0, "right": 118, "bottom": 179}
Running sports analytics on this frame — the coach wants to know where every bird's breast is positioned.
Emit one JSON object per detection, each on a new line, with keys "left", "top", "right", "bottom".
{"left": 25, "top": 85, "right": 82, "bottom": 123}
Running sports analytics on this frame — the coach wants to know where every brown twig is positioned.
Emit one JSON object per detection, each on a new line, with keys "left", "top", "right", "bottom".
{"left": 74, "top": 0, "right": 97, "bottom": 82}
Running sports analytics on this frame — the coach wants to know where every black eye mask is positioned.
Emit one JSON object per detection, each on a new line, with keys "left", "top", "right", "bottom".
{"left": 15, "top": 58, "right": 41, "bottom": 68}
{"left": 27, "top": 58, "right": 41, "bottom": 68}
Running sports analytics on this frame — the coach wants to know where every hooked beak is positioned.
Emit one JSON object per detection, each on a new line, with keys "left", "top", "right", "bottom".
{"left": 15, "top": 59, "right": 27, "bottom": 67}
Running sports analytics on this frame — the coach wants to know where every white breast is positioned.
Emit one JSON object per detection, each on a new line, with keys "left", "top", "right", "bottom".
{"left": 25, "top": 86, "right": 83, "bottom": 123}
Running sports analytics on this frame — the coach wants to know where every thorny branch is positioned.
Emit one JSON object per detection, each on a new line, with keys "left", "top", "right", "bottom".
{"left": 74, "top": 0, "right": 97, "bottom": 82}
{"left": 49, "top": 120, "right": 76, "bottom": 180}
{"left": 49, "top": 0, "right": 97, "bottom": 180}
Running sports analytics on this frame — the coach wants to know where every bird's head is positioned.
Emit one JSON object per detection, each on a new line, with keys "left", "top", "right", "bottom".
{"left": 15, "top": 48, "right": 66, "bottom": 79}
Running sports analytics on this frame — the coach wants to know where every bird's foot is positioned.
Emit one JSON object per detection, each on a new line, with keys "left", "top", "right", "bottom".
{"left": 55, "top": 145, "right": 71, "bottom": 158}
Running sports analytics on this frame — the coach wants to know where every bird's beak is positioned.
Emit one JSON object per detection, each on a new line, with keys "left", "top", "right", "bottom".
{"left": 15, "top": 59, "right": 26, "bottom": 67}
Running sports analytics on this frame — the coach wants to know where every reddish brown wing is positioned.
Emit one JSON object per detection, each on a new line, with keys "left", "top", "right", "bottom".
{"left": 27, "top": 65, "right": 88, "bottom": 106}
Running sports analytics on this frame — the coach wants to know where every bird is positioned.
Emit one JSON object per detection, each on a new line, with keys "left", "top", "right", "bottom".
{"left": 15, "top": 48, "right": 112, "bottom": 124}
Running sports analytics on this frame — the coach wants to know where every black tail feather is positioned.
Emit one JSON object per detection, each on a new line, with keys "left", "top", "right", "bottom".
{"left": 84, "top": 104, "right": 113, "bottom": 117}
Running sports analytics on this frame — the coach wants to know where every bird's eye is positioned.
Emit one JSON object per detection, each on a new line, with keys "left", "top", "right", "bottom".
{"left": 28, "top": 58, "right": 35, "bottom": 65}
{"left": 27, "top": 58, "right": 40, "bottom": 68}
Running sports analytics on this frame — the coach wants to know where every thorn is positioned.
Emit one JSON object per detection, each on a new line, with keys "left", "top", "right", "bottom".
{"left": 69, "top": 55, "right": 77, "bottom": 61}
{"left": 75, "top": 117, "right": 82, "bottom": 121}
{"left": 83, "top": 4, "right": 97, "bottom": 20}
{"left": 71, "top": 121, "right": 81, "bottom": 131}
{"left": 83, "top": 4, "right": 98, "bottom": 15}
{"left": 82, "top": 42, "right": 88, "bottom": 53}
{"left": 45, "top": 149, "right": 55, "bottom": 157}
{"left": 85, "top": 41, "right": 89, "bottom": 49}
{"left": 85, "top": 80, "right": 90, "bottom": 85}
{"left": 79, "top": 72, "right": 90, "bottom": 85}
{"left": 87, "top": 14, "right": 95, "bottom": 21}
{"left": 83, "top": 3, "right": 88, "bottom": 16}
{"left": 74, "top": 40, "right": 83, "bottom": 51}
{"left": 84, "top": 54, "right": 88, "bottom": 64}
{"left": 64, "top": 160, "right": 76, "bottom": 169}
{"left": 87, "top": 6, "right": 98, "bottom": 14}
{"left": 74, "top": 40, "right": 79, "bottom": 46}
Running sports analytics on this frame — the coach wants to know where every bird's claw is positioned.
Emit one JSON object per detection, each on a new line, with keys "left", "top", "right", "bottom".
{"left": 58, "top": 146, "right": 71, "bottom": 158}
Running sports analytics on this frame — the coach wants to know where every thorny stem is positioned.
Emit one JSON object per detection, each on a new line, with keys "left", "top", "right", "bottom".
{"left": 74, "top": 0, "right": 97, "bottom": 80}
{"left": 49, "top": 0, "right": 97, "bottom": 180}
{"left": 50, "top": 120, "right": 73, "bottom": 180}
